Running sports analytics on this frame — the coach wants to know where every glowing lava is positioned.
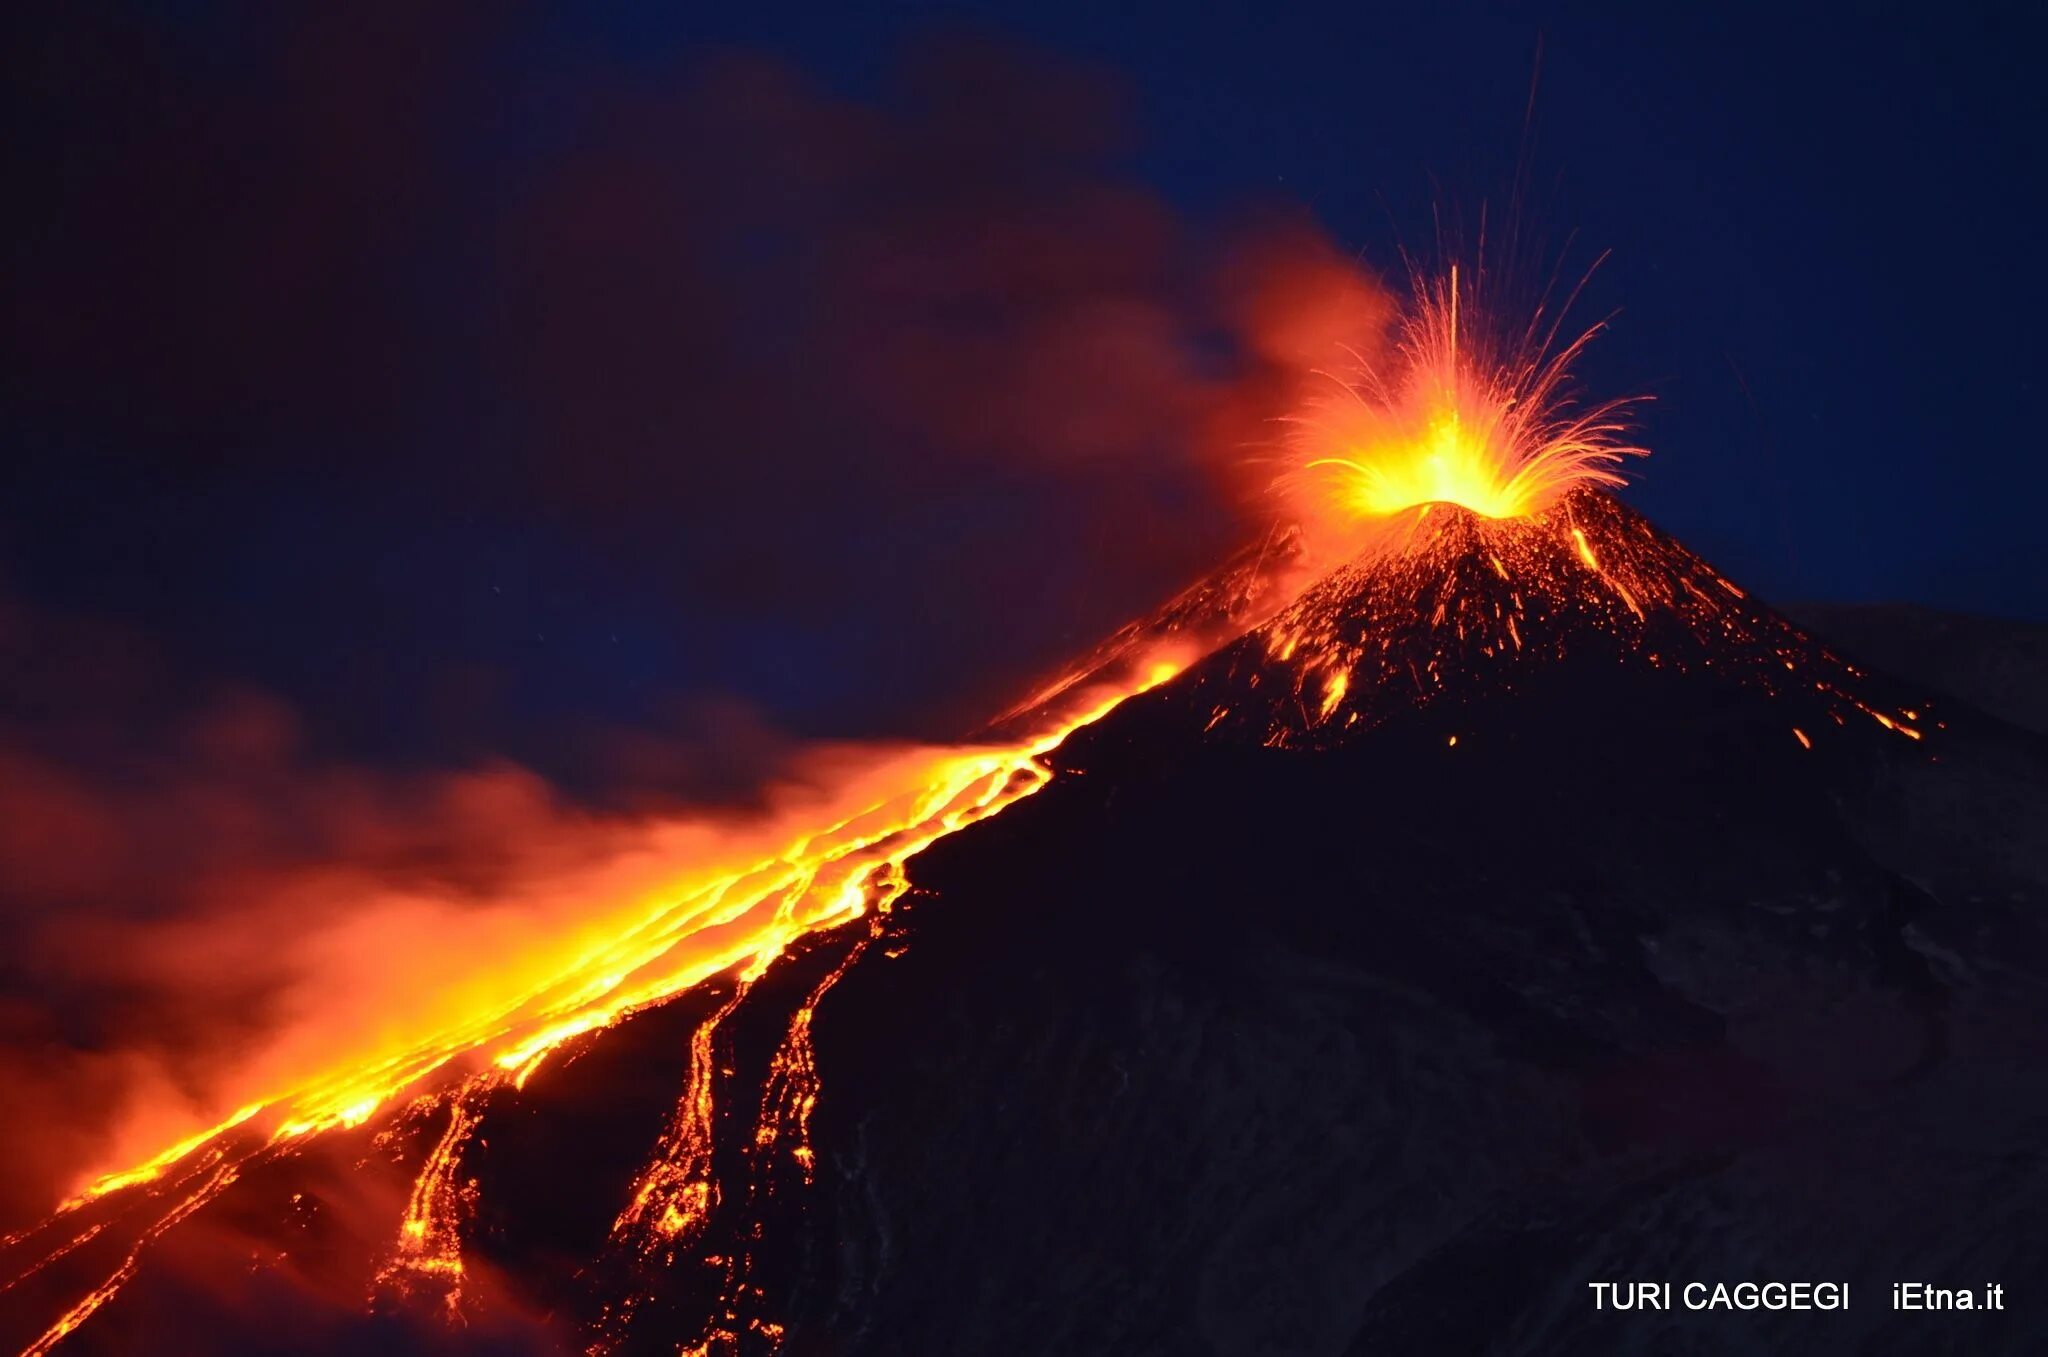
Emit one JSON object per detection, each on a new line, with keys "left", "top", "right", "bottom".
{"left": 373, "top": 1077, "right": 496, "bottom": 1315}
{"left": 0, "top": 648, "right": 1200, "bottom": 1357}
{"left": 1176, "top": 490, "right": 1929, "bottom": 753}
{"left": 1285, "top": 264, "right": 1642, "bottom": 533}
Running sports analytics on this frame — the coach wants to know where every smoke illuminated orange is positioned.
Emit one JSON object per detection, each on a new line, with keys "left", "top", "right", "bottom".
{"left": 1, "top": 646, "right": 1200, "bottom": 1357}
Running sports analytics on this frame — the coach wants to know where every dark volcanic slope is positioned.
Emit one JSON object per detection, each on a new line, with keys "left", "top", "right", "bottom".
{"left": 1788, "top": 602, "right": 2048, "bottom": 735}
{"left": 775, "top": 514, "right": 2048, "bottom": 1356}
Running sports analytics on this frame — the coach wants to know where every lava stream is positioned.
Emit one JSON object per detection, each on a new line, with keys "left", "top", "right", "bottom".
{"left": 373, "top": 1075, "right": 500, "bottom": 1314}
{"left": 18, "top": 1153, "right": 248, "bottom": 1357}
{"left": 2, "top": 646, "right": 1196, "bottom": 1357}
{"left": 612, "top": 986, "right": 753, "bottom": 1260}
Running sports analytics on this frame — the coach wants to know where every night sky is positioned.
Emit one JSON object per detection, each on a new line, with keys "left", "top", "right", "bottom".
{"left": 5, "top": 0, "right": 2045, "bottom": 784}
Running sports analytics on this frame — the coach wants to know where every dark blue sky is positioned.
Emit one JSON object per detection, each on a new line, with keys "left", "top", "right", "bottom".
{"left": 619, "top": 0, "right": 2042, "bottom": 611}
{"left": 5, "top": 1, "right": 2044, "bottom": 783}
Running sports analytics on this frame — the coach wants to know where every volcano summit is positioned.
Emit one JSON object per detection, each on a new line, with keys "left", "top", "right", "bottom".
{"left": 1167, "top": 488, "right": 1920, "bottom": 752}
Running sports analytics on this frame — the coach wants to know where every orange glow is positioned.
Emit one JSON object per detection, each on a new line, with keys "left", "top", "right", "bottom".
{"left": 60, "top": 1103, "right": 264, "bottom": 1210}
{"left": 1285, "top": 264, "right": 1642, "bottom": 542}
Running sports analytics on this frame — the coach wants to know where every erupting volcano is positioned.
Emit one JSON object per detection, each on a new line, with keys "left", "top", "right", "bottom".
{"left": 0, "top": 265, "right": 1996, "bottom": 1357}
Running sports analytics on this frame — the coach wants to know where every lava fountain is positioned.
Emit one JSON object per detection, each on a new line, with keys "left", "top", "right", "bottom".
{"left": 1280, "top": 263, "right": 1643, "bottom": 537}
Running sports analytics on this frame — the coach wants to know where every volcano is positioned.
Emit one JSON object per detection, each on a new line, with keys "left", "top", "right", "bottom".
{"left": 7, "top": 249, "right": 2046, "bottom": 1357}
{"left": 7, "top": 482, "right": 2044, "bottom": 1357}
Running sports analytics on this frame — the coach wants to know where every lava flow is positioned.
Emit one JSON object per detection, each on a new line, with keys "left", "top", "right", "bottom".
{"left": 0, "top": 643, "right": 1210, "bottom": 1357}
{"left": 0, "top": 262, "right": 1934, "bottom": 1356}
